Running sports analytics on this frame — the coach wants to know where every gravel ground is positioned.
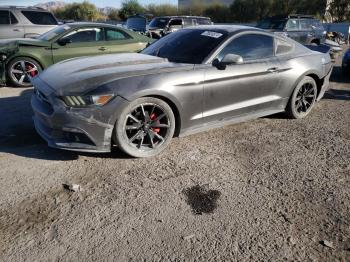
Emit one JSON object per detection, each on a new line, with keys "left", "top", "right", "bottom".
{"left": 0, "top": 52, "right": 349, "bottom": 261}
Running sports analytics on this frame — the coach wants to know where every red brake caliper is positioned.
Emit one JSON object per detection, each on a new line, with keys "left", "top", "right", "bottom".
{"left": 150, "top": 113, "right": 160, "bottom": 133}
{"left": 27, "top": 64, "right": 37, "bottom": 77}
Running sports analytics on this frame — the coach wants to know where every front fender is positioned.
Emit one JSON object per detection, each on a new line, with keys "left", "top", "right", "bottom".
{"left": 7, "top": 46, "right": 53, "bottom": 69}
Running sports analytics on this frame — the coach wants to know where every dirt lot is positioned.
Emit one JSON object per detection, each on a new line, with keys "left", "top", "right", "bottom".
{"left": 0, "top": 53, "right": 349, "bottom": 261}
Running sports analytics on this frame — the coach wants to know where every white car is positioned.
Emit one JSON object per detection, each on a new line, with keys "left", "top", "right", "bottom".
{"left": 0, "top": 6, "right": 58, "bottom": 39}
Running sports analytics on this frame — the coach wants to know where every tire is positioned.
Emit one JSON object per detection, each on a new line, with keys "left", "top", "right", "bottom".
{"left": 285, "top": 76, "right": 318, "bottom": 119}
{"left": 7, "top": 57, "right": 42, "bottom": 87}
{"left": 114, "top": 97, "right": 176, "bottom": 158}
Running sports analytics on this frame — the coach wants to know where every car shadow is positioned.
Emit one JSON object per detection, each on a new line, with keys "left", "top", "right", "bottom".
{"left": 324, "top": 89, "right": 350, "bottom": 100}
{"left": 0, "top": 89, "right": 131, "bottom": 161}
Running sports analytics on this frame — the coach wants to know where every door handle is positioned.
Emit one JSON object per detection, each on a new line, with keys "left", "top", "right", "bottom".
{"left": 13, "top": 29, "right": 22, "bottom": 32}
{"left": 267, "top": 67, "right": 279, "bottom": 73}
{"left": 99, "top": 47, "right": 107, "bottom": 51}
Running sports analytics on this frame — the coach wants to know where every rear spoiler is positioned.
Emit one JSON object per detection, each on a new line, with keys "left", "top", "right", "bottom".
{"left": 304, "top": 44, "right": 331, "bottom": 54}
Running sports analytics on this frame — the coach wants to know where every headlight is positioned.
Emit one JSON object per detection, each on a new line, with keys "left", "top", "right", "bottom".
{"left": 62, "top": 94, "right": 114, "bottom": 107}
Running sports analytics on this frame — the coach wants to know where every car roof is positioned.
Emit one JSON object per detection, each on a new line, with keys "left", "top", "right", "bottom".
{"left": 185, "top": 25, "right": 266, "bottom": 34}
{"left": 65, "top": 22, "right": 122, "bottom": 28}
{"left": 0, "top": 6, "right": 51, "bottom": 12}
{"left": 155, "top": 16, "right": 211, "bottom": 19}
{"left": 267, "top": 14, "right": 315, "bottom": 20}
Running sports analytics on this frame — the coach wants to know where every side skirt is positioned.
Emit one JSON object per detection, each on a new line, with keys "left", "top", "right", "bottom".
{"left": 179, "top": 108, "right": 285, "bottom": 137}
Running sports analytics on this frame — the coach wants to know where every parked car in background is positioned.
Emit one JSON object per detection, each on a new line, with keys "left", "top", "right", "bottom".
{"left": 147, "top": 16, "right": 212, "bottom": 39}
{"left": 0, "top": 6, "right": 58, "bottom": 39}
{"left": 256, "top": 15, "right": 326, "bottom": 45}
{"left": 31, "top": 25, "right": 332, "bottom": 157}
{"left": 342, "top": 48, "right": 350, "bottom": 75}
{"left": 0, "top": 22, "right": 152, "bottom": 87}
{"left": 126, "top": 15, "right": 148, "bottom": 33}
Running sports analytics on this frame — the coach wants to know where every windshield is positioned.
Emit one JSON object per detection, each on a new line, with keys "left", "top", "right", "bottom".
{"left": 38, "top": 25, "right": 71, "bottom": 41}
{"left": 141, "top": 29, "right": 228, "bottom": 64}
{"left": 149, "top": 18, "right": 170, "bottom": 29}
{"left": 256, "top": 19, "right": 287, "bottom": 30}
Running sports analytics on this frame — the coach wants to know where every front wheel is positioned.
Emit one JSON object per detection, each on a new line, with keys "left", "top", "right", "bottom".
{"left": 114, "top": 97, "right": 175, "bottom": 158}
{"left": 285, "top": 76, "right": 318, "bottom": 119}
{"left": 7, "top": 57, "right": 42, "bottom": 87}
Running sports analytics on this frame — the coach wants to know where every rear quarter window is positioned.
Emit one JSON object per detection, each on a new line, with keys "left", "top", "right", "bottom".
{"left": 21, "top": 11, "right": 57, "bottom": 25}
{"left": 275, "top": 38, "right": 294, "bottom": 55}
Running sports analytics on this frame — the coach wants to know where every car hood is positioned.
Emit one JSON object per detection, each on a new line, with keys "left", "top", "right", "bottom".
{"left": 0, "top": 38, "right": 50, "bottom": 48}
{"left": 38, "top": 53, "right": 193, "bottom": 95}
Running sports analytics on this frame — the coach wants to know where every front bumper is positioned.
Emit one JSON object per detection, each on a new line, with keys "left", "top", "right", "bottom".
{"left": 31, "top": 77, "right": 128, "bottom": 153}
{"left": 317, "top": 65, "right": 333, "bottom": 101}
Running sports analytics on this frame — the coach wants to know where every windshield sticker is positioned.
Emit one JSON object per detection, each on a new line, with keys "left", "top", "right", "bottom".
{"left": 201, "top": 31, "right": 223, "bottom": 38}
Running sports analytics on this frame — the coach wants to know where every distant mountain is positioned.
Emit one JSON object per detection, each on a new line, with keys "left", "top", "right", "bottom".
{"left": 34, "top": 1, "right": 66, "bottom": 10}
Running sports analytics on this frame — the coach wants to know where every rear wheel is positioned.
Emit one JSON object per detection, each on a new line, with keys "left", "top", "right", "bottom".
{"left": 286, "top": 76, "right": 317, "bottom": 119}
{"left": 7, "top": 57, "right": 42, "bottom": 87}
{"left": 115, "top": 97, "right": 175, "bottom": 158}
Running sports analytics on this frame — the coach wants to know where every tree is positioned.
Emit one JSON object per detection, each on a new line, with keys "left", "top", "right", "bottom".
{"left": 327, "top": 0, "right": 350, "bottom": 22}
{"left": 230, "top": 0, "right": 258, "bottom": 22}
{"left": 108, "top": 9, "right": 120, "bottom": 21}
{"left": 118, "top": 0, "right": 145, "bottom": 20}
{"left": 203, "top": 4, "right": 232, "bottom": 23}
{"left": 146, "top": 4, "right": 178, "bottom": 17}
{"left": 53, "top": 1, "right": 100, "bottom": 21}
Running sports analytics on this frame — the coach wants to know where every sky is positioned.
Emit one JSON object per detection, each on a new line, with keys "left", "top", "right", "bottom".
{"left": 0, "top": 0, "right": 178, "bottom": 8}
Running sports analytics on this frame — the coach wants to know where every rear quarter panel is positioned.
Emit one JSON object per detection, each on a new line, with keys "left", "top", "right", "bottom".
{"left": 278, "top": 52, "right": 329, "bottom": 99}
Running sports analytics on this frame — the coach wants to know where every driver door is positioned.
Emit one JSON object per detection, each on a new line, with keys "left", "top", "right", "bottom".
{"left": 202, "top": 33, "right": 282, "bottom": 123}
{"left": 51, "top": 27, "right": 108, "bottom": 63}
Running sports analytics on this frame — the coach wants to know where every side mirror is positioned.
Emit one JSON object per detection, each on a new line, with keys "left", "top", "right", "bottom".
{"left": 212, "top": 54, "right": 243, "bottom": 70}
{"left": 57, "top": 38, "right": 72, "bottom": 46}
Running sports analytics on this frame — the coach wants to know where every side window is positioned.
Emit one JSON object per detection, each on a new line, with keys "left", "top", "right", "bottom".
{"left": 183, "top": 18, "right": 192, "bottom": 26}
{"left": 197, "top": 18, "right": 211, "bottom": 25}
{"left": 275, "top": 38, "right": 293, "bottom": 55}
{"left": 0, "top": 10, "right": 10, "bottom": 25}
{"left": 218, "top": 34, "right": 274, "bottom": 61}
{"left": 106, "top": 28, "right": 131, "bottom": 41}
{"left": 286, "top": 19, "right": 299, "bottom": 31}
{"left": 62, "top": 28, "right": 103, "bottom": 43}
{"left": 169, "top": 19, "right": 182, "bottom": 26}
{"left": 300, "top": 19, "right": 312, "bottom": 30}
{"left": 21, "top": 11, "right": 57, "bottom": 25}
{"left": 313, "top": 20, "right": 323, "bottom": 29}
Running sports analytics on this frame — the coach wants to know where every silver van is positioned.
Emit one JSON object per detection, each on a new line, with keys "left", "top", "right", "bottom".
{"left": 0, "top": 6, "right": 58, "bottom": 39}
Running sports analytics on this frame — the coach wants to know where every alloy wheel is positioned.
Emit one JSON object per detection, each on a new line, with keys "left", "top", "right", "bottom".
{"left": 10, "top": 60, "right": 39, "bottom": 85}
{"left": 294, "top": 82, "right": 316, "bottom": 114}
{"left": 123, "top": 103, "right": 171, "bottom": 151}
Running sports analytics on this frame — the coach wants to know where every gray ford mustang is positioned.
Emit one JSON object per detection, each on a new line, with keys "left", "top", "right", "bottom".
{"left": 31, "top": 25, "right": 333, "bottom": 157}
